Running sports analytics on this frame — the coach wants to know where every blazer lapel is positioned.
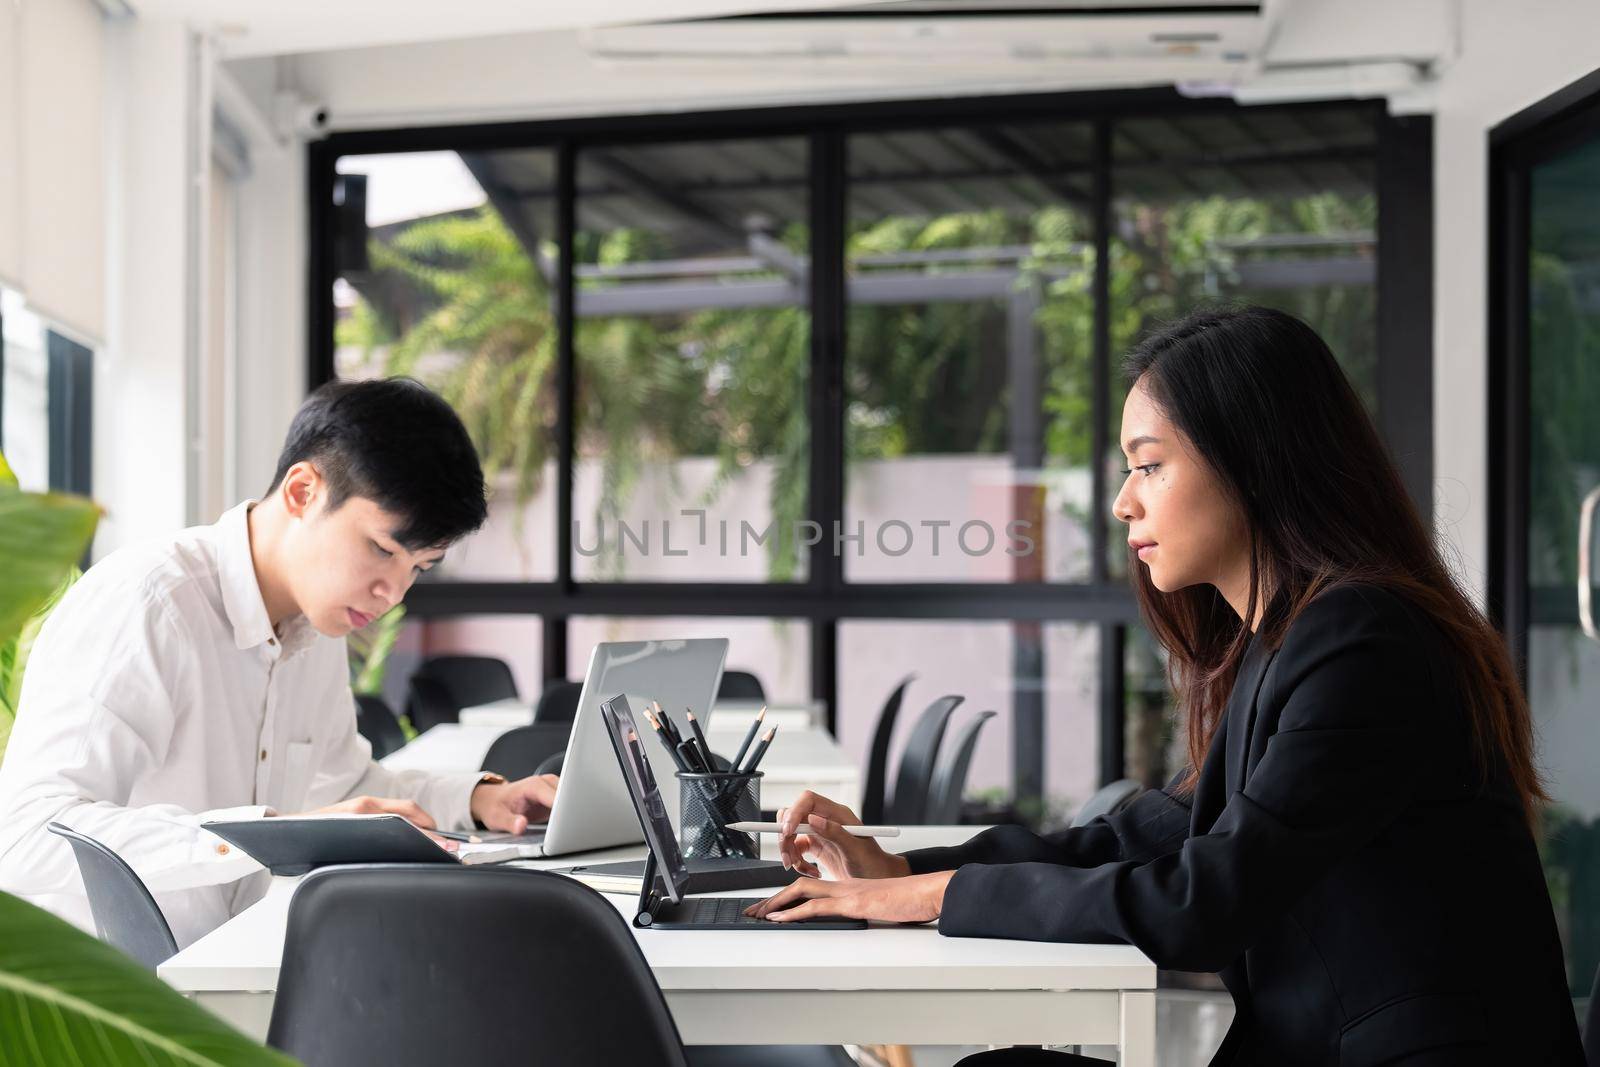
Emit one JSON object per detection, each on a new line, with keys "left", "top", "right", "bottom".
{"left": 1225, "top": 634, "right": 1277, "bottom": 793}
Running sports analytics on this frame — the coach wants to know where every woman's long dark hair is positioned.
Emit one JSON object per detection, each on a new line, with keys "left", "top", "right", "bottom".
{"left": 1126, "top": 305, "right": 1546, "bottom": 827}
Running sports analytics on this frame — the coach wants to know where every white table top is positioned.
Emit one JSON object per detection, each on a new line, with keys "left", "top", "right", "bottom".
{"left": 160, "top": 826, "right": 1155, "bottom": 996}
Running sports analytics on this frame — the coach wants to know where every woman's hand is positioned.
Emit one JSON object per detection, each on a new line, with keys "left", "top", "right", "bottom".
{"left": 776, "top": 790, "right": 911, "bottom": 880}
{"left": 743, "top": 870, "right": 956, "bottom": 924}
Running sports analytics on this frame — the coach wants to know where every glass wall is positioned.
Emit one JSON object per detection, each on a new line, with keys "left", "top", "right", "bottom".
{"left": 332, "top": 149, "right": 560, "bottom": 582}
{"left": 844, "top": 123, "right": 1095, "bottom": 583}
{"left": 573, "top": 137, "right": 810, "bottom": 583}
{"left": 317, "top": 95, "right": 1407, "bottom": 823}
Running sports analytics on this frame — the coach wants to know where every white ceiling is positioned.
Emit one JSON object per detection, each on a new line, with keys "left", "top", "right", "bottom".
{"left": 121, "top": 0, "right": 899, "bottom": 58}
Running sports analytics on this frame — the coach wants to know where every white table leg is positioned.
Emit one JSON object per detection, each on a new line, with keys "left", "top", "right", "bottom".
{"left": 1118, "top": 990, "right": 1156, "bottom": 1067}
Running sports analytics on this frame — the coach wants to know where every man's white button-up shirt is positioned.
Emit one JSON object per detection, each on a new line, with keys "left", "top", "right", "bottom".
{"left": 0, "top": 501, "right": 482, "bottom": 947}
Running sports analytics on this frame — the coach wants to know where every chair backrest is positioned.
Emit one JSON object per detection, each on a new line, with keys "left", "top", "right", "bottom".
{"left": 267, "top": 865, "right": 690, "bottom": 1067}
{"left": 861, "top": 675, "right": 914, "bottom": 824}
{"left": 404, "top": 674, "right": 459, "bottom": 734}
{"left": 481, "top": 723, "right": 571, "bottom": 780}
{"left": 416, "top": 654, "right": 519, "bottom": 711}
{"left": 716, "top": 669, "right": 766, "bottom": 703}
{"left": 887, "top": 695, "right": 964, "bottom": 825}
{"left": 1585, "top": 959, "right": 1600, "bottom": 1066}
{"left": 1070, "top": 779, "right": 1143, "bottom": 828}
{"left": 354, "top": 694, "right": 407, "bottom": 760}
{"left": 533, "top": 679, "right": 585, "bottom": 725}
{"left": 925, "top": 710, "right": 997, "bottom": 825}
{"left": 46, "top": 822, "right": 177, "bottom": 970}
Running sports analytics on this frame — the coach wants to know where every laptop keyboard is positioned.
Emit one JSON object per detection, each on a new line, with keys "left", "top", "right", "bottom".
{"left": 683, "top": 897, "right": 768, "bottom": 924}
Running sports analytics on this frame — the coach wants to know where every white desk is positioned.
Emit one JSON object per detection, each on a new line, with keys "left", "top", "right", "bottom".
{"left": 159, "top": 827, "right": 1156, "bottom": 1064}
{"left": 381, "top": 721, "right": 861, "bottom": 813}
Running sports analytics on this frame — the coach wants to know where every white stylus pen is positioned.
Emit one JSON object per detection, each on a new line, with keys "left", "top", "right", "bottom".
{"left": 726, "top": 821, "right": 901, "bottom": 838}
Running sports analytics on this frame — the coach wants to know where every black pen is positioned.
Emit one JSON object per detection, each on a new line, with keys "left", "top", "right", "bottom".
{"left": 730, "top": 705, "right": 767, "bottom": 770}
{"left": 685, "top": 709, "right": 716, "bottom": 771}
{"left": 645, "top": 708, "right": 691, "bottom": 772}
{"left": 655, "top": 702, "right": 684, "bottom": 746}
{"left": 677, "top": 738, "right": 708, "bottom": 774}
{"left": 740, "top": 725, "right": 778, "bottom": 775}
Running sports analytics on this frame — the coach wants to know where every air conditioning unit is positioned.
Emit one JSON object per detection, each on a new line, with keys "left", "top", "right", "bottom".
{"left": 581, "top": 3, "right": 1268, "bottom": 88}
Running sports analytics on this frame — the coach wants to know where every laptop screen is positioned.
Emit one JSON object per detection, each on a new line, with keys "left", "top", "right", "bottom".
{"left": 599, "top": 694, "right": 690, "bottom": 903}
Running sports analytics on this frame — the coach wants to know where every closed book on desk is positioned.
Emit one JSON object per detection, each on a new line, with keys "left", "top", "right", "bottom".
{"left": 203, "top": 814, "right": 458, "bottom": 876}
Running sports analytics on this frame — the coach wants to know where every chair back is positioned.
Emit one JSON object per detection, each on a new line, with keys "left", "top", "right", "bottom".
{"left": 1070, "top": 779, "right": 1143, "bottom": 828}
{"left": 46, "top": 822, "right": 177, "bottom": 969}
{"left": 404, "top": 674, "right": 459, "bottom": 734}
{"left": 481, "top": 723, "right": 571, "bottom": 780}
{"left": 1586, "top": 959, "right": 1600, "bottom": 1066}
{"left": 355, "top": 694, "right": 407, "bottom": 760}
{"left": 533, "top": 679, "right": 584, "bottom": 725}
{"left": 861, "top": 675, "right": 914, "bottom": 824}
{"left": 716, "top": 670, "right": 766, "bottom": 703}
{"left": 886, "top": 695, "right": 964, "bottom": 825}
{"left": 926, "top": 710, "right": 997, "bottom": 824}
{"left": 417, "top": 654, "right": 519, "bottom": 710}
{"left": 267, "top": 865, "right": 690, "bottom": 1067}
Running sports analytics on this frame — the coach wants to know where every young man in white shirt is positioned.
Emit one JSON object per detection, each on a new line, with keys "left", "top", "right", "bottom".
{"left": 0, "top": 378, "right": 558, "bottom": 947}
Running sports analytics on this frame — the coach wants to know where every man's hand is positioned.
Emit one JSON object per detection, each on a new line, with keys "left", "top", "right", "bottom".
{"left": 295, "top": 796, "right": 459, "bottom": 850}
{"left": 776, "top": 789, "right": 911, "bottom": 880}
{"left": 470, "top": 774, "right": 559, "bottom": 835}
{"left": 743, "top": 870, "right": 956, "bottom": 924}
{"left": 301, "top": 795, "right": 438, "bottom": 830}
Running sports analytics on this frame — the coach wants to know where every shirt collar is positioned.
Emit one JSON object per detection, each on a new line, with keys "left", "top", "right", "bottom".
{"left": 214, "top": 501, "right": 316, "bottom": 657}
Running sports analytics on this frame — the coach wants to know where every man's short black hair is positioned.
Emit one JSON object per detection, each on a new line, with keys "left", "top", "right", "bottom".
{"left": 267, "top": 378, "right": 487, "bottom": 550}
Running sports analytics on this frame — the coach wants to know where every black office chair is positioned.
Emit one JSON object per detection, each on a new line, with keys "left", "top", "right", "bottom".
{"left": 886, "top": 695, "right": 964, "bottom": 825}
{"left": 861, "top": 675, "right": 915, "bottom": 825}
{"left": 926, "top": 710, "right": 997, "bottom": 824}
{"left": 1585, "top": 960, "right": 1600, "bottom": 1066}
{"left": 716, "top": 670, "right": 767, "bottom": 703}
{"left": 954, "top": 1048, "right": 1109, "bottom": 1065}
{"left": 417, "top": 654, "right": 519, "bottom": 712}
{"left": 481, "top": 724, "right": 570, "bottom": 780}
{"left": 404, "top": 674, "right": 459, "bottom": 734}
{"left": 1069, "top": 779, "right": 1143, "bottom": 828}
{"left": 355, "top": 694, "right": 407, "bottom": 760}
{"left": 267, "top": 865, "right": 854, "bottom": 1067}
{"left": 533, "top": 679, "right": 584, "bottom": 725}
{"left": 46, "top": 822, "right": 177, "bottom": 970}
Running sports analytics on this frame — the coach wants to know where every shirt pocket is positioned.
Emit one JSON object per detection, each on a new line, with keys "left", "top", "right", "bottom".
{"left": 279, "top": 740, "right": 318, "bottom": 813}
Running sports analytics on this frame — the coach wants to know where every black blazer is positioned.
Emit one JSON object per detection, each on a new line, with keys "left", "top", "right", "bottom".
{"left": 906, "top": 583, "right": 1581, "bottom": 1066}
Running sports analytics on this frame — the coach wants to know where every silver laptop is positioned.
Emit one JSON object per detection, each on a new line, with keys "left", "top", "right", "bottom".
{"left": 490, "top": 637, "right": 727, "bottom": 857}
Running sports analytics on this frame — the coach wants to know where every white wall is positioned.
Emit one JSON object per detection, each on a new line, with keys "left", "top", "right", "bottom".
{"left": 1430, "top": 0, "right": 1600, "bottom": 606}
{"left": 97, "top": 20, "right": 194, "bottom": 556}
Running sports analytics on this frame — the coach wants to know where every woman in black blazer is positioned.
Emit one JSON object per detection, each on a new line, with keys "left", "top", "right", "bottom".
{"left": 749, "top": 306, "right": 1582, "bottom": 1066}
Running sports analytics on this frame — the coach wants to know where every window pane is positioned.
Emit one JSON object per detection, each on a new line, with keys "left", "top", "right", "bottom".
{"left": 845, "top": 124, "right": 1096, "bottom": 583}
{"left": 333, "top": 149, "right": 559, "bottom": 581}
{"left": 0, "top": 289, "right": 48, "bottom": 491}
{"left": 567, "top": 616, "right": 810, "bottom": 705}
{"left": 837, "top": 619, "right": 1098, "bottom": 828}
{"left": 1107, "top": 107, "right": 1379, "bottom": 578}
{"left": 574, "top": 138, "right": 810, "bottom": 583}
{"left": 1124, "top": 622, "right": 1178, "bottom": 791}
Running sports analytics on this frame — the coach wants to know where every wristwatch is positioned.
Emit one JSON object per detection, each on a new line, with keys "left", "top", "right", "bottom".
{"left": 471, "top": 772, "right": 507, "bottom": 829}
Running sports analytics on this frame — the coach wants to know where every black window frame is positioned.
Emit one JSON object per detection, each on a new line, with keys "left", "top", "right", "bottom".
{"left": 308, "top": 86, "right": 1432, "bottom": 812}
{"left": 1488, "top": 67, "right": 1600, "bottom": 665}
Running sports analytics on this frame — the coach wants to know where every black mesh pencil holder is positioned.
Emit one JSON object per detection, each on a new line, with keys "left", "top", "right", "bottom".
{"left": 677, "top": 771, "right": 761, "bottom": 860}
